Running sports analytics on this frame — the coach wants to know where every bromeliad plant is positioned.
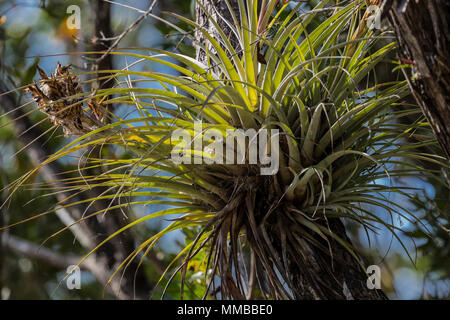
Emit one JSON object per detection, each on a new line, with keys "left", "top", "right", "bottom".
{"left": 3, "top": 0, "right": 448, "bottom": 299}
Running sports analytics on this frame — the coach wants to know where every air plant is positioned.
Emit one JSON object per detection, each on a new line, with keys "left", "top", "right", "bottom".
{"left": 25, "top": 63, "right": 104, "bottom": 136}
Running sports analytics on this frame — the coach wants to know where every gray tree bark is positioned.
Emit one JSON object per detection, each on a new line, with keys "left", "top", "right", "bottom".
{"left": 195, "top": 0, "right": 241, "bottom": 74}
{"left": 384, "top": 0, "right": 450, "bottom": 162}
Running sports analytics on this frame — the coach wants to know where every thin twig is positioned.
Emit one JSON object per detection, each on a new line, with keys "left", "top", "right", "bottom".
{"left": 94, "top": 0, "right": 158, "bottom": 64}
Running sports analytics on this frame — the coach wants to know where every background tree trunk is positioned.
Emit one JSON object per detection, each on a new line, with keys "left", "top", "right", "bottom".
{"left": 195, "top": 0, "right": 387, "bottom": 300}
{"left": 195, "top": 0, "right": 241, "bottom": 75}
{"left": 384, "top": 0, "right": 450, "bottom": 162}
{"left": 0, "top": 1, "right": 157, "bottom": 299}
{"left": 0, "top": 78, "right": 155, "bottom": 299}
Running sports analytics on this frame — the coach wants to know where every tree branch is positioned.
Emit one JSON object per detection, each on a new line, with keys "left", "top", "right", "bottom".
{"left": 2, "top": 234, "right": 81, "bottom": 270}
